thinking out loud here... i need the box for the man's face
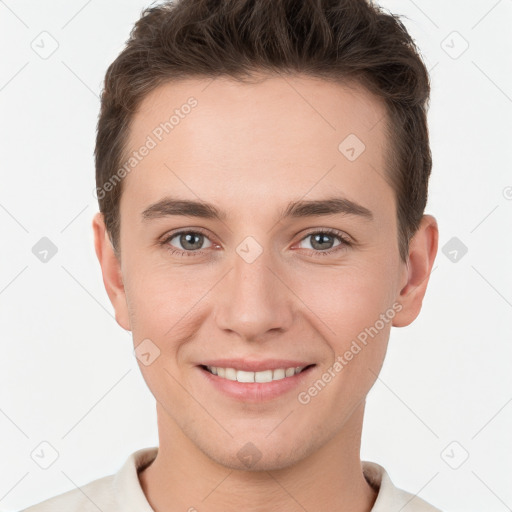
[112,75,411,469]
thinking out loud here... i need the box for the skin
[92,73,438,512]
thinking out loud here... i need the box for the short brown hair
[95,0,432,263]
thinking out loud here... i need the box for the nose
[214,243,294,342]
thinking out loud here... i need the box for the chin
[196,432,315,472]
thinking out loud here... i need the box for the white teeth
[255,370,273,383]
[273,368,285,380]
[236,370,255,383]
[225,368,237,381]
[205,365,306,383]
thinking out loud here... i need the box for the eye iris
[180,232,203,250]
[311,233,335,250]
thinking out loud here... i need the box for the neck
[139,401,378,512]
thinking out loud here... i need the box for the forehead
[120,74,393,225]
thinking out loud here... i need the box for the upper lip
[199,359,315,372]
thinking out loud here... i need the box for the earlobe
[92,212,132,331]
[392,215,439,328]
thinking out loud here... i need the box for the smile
[202,365,313,383]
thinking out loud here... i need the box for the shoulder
[19,446,158,512]
[19,474,116,512]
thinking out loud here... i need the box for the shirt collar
[113,446,158,511]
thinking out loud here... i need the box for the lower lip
[197,365,316,402]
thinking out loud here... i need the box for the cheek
[294,268,394,412]
[123,255,212,333]
[293,261,397,341]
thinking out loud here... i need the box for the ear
[92,211,131,331]
[392,214,439,328]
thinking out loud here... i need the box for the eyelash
[159,227,352,258]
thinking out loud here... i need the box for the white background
[1,1,511,511]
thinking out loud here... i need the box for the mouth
[199,364,316,383]
[197,362,317,402]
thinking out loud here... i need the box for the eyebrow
[141,195,374,223]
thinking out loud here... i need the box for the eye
[296,228,352,256]
[160,229,214,257]
[159,227,352,258]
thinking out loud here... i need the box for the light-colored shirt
[20,446,442,511]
